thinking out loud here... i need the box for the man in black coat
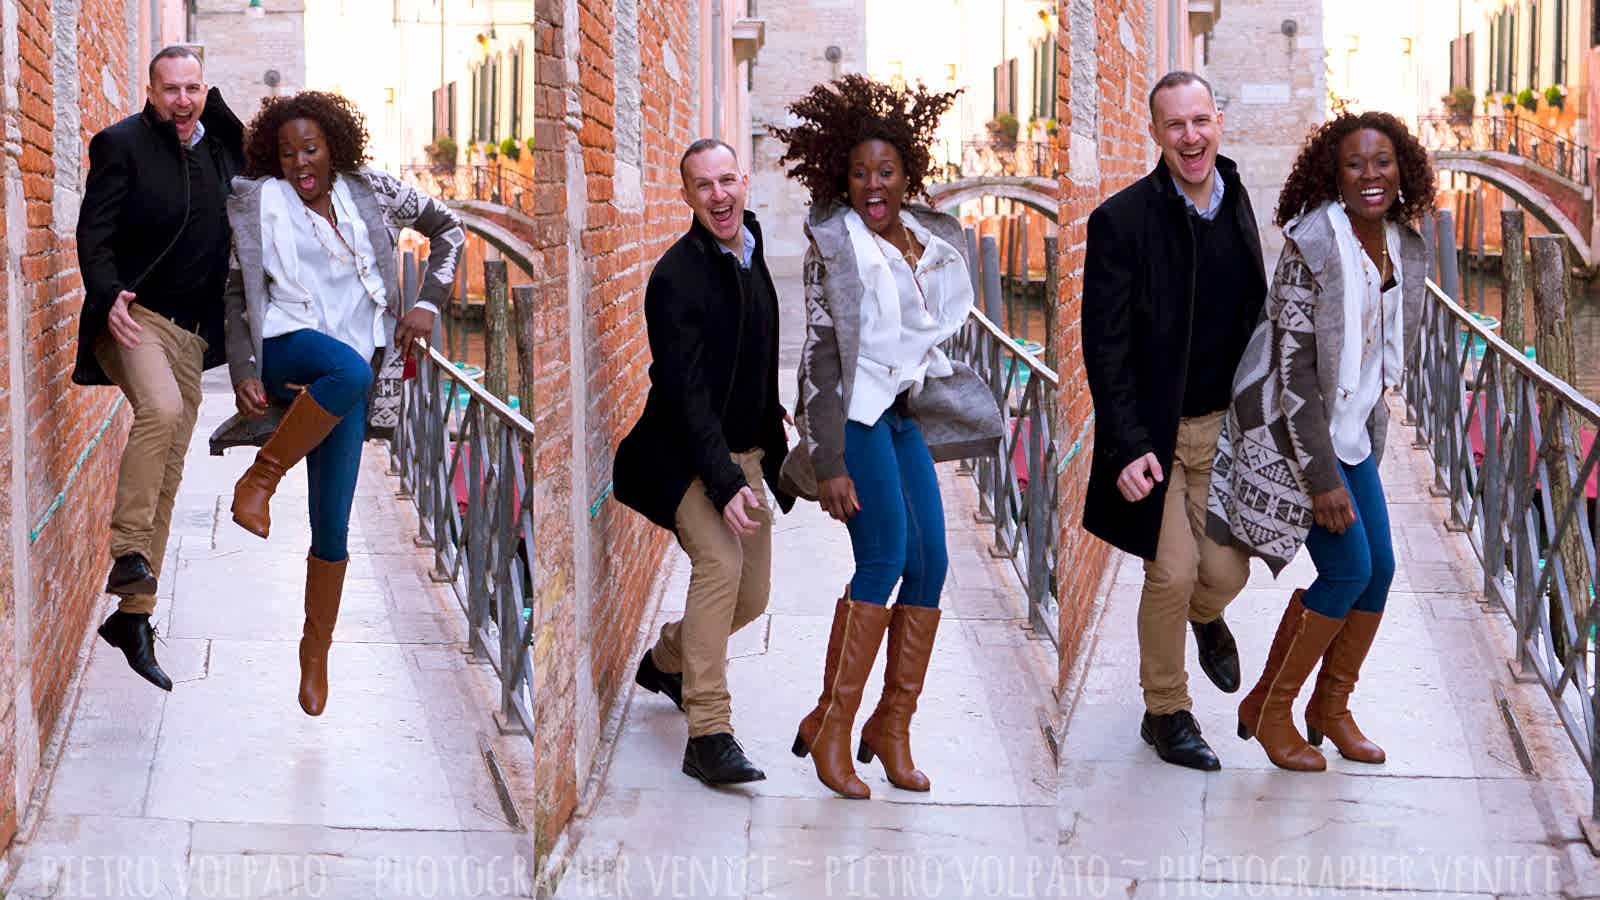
[614,138,794,786]
[1082,72,1267,771]
[74,46,244,691]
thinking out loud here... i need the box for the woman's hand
[818,475,860,522]
[394,307,437,361]
[234,378,270,419]
[1312,486,1356,535]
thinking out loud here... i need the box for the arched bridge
[1418,116,1596,268]
[927,175,1059,223]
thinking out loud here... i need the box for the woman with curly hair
[1207,111,1436,771]
[774,75,1000,799]
[215,90,464,715]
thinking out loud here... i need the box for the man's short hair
[1147,71,1215,121]
[679,138,739,180]
[149,45,203,83]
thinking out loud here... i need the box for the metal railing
[953,139,1058,179]
[1404,275,1600,822]
[1419,114,1592,187]
[387,253,538,737]
[948,308,1061,647]
[399,163,537,217]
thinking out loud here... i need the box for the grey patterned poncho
[1205,203,1427,574]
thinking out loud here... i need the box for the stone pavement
[1058,400,1600,899]
[2,368,539,899]
[547,471,1059,900]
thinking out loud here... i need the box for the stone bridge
[1419,116,1596,268]
[927,175,1060,223]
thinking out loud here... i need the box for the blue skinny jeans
[260,328,372,563]
[842,409,948,607]
[1301,454,1395,618]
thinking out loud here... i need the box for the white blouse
[260,175,388,361]
[844,209,974,425]
[1326,202,1404,465]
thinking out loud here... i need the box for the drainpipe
[711,0,723,140]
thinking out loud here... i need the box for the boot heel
[1306,724,1323,746]
[857,739,875,764]
[791,733,809,758]
[1237,721,1251,740]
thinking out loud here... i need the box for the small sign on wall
[1240,83,1292,105]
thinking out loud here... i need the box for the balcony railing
[1418,114,1592,187]
[387,251,537,736]
[948,308,1060,647]
[952,139,1058,179]
[399,163,537,217]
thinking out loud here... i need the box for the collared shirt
[186,120,206,149]
[260,174,390,360]
[716,225,756,269]
[1172,169,1226,221]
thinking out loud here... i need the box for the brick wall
[191,0,306,119]
[1053,0,1152,690]
[1205,0,1326,267]
[745,0,867,274]
[0,0,141,856]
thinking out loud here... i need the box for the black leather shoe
[682,733,766,785]
[1191,616,1241,693]
[1141,710,1220,771]
[635,650,684,711]
[105,554,157,597]
[97,611,173,691]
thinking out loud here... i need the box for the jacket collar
[1150,153,1244,207]
[687,209,765,263]
[139,87,243,152]
[1285,201,1427,281]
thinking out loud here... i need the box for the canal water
[1455,274,1600,403]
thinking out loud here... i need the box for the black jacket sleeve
[76,129,131,318]
[1082,205,1153,472]
[1081,203,1158,470]
[644,266,747,512]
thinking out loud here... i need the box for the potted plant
[1545,84,1567,112]
[1442,86,1475,123]
[986,113,1020,150]
[499,137,521,162]
[1500,91,1518,113]
[484,141,499,161]
[424,138,457,174]
[1517,87,1539,113]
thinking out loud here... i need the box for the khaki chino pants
[1138,410,1251,715]
[94,305,206,615]
[651,450,772,738]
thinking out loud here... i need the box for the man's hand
[234,378,270,419]
[394,307,436,361]
[1116,453,1164,502]
[1312,486,1357,535]
[722,486,766,536]
[818,475,860,522]
[107,291,142,349]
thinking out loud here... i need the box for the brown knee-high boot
[299,554,347,716]
[858,604,940,791]
[792,588,891,799]
[1305,608,1386,763]
[231,391,342,538]
[1236,590,1343,772]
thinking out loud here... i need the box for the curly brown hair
[242,90,371,179]
[1274,111,1435,228]
[772,75,959,208]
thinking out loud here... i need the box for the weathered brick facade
[190,0,306,119]
[1,0,146,856]
[1053,0,1154,689]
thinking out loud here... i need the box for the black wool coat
[72,88,245,386]
[1080,155,1267,560]
[613,211,795,531]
